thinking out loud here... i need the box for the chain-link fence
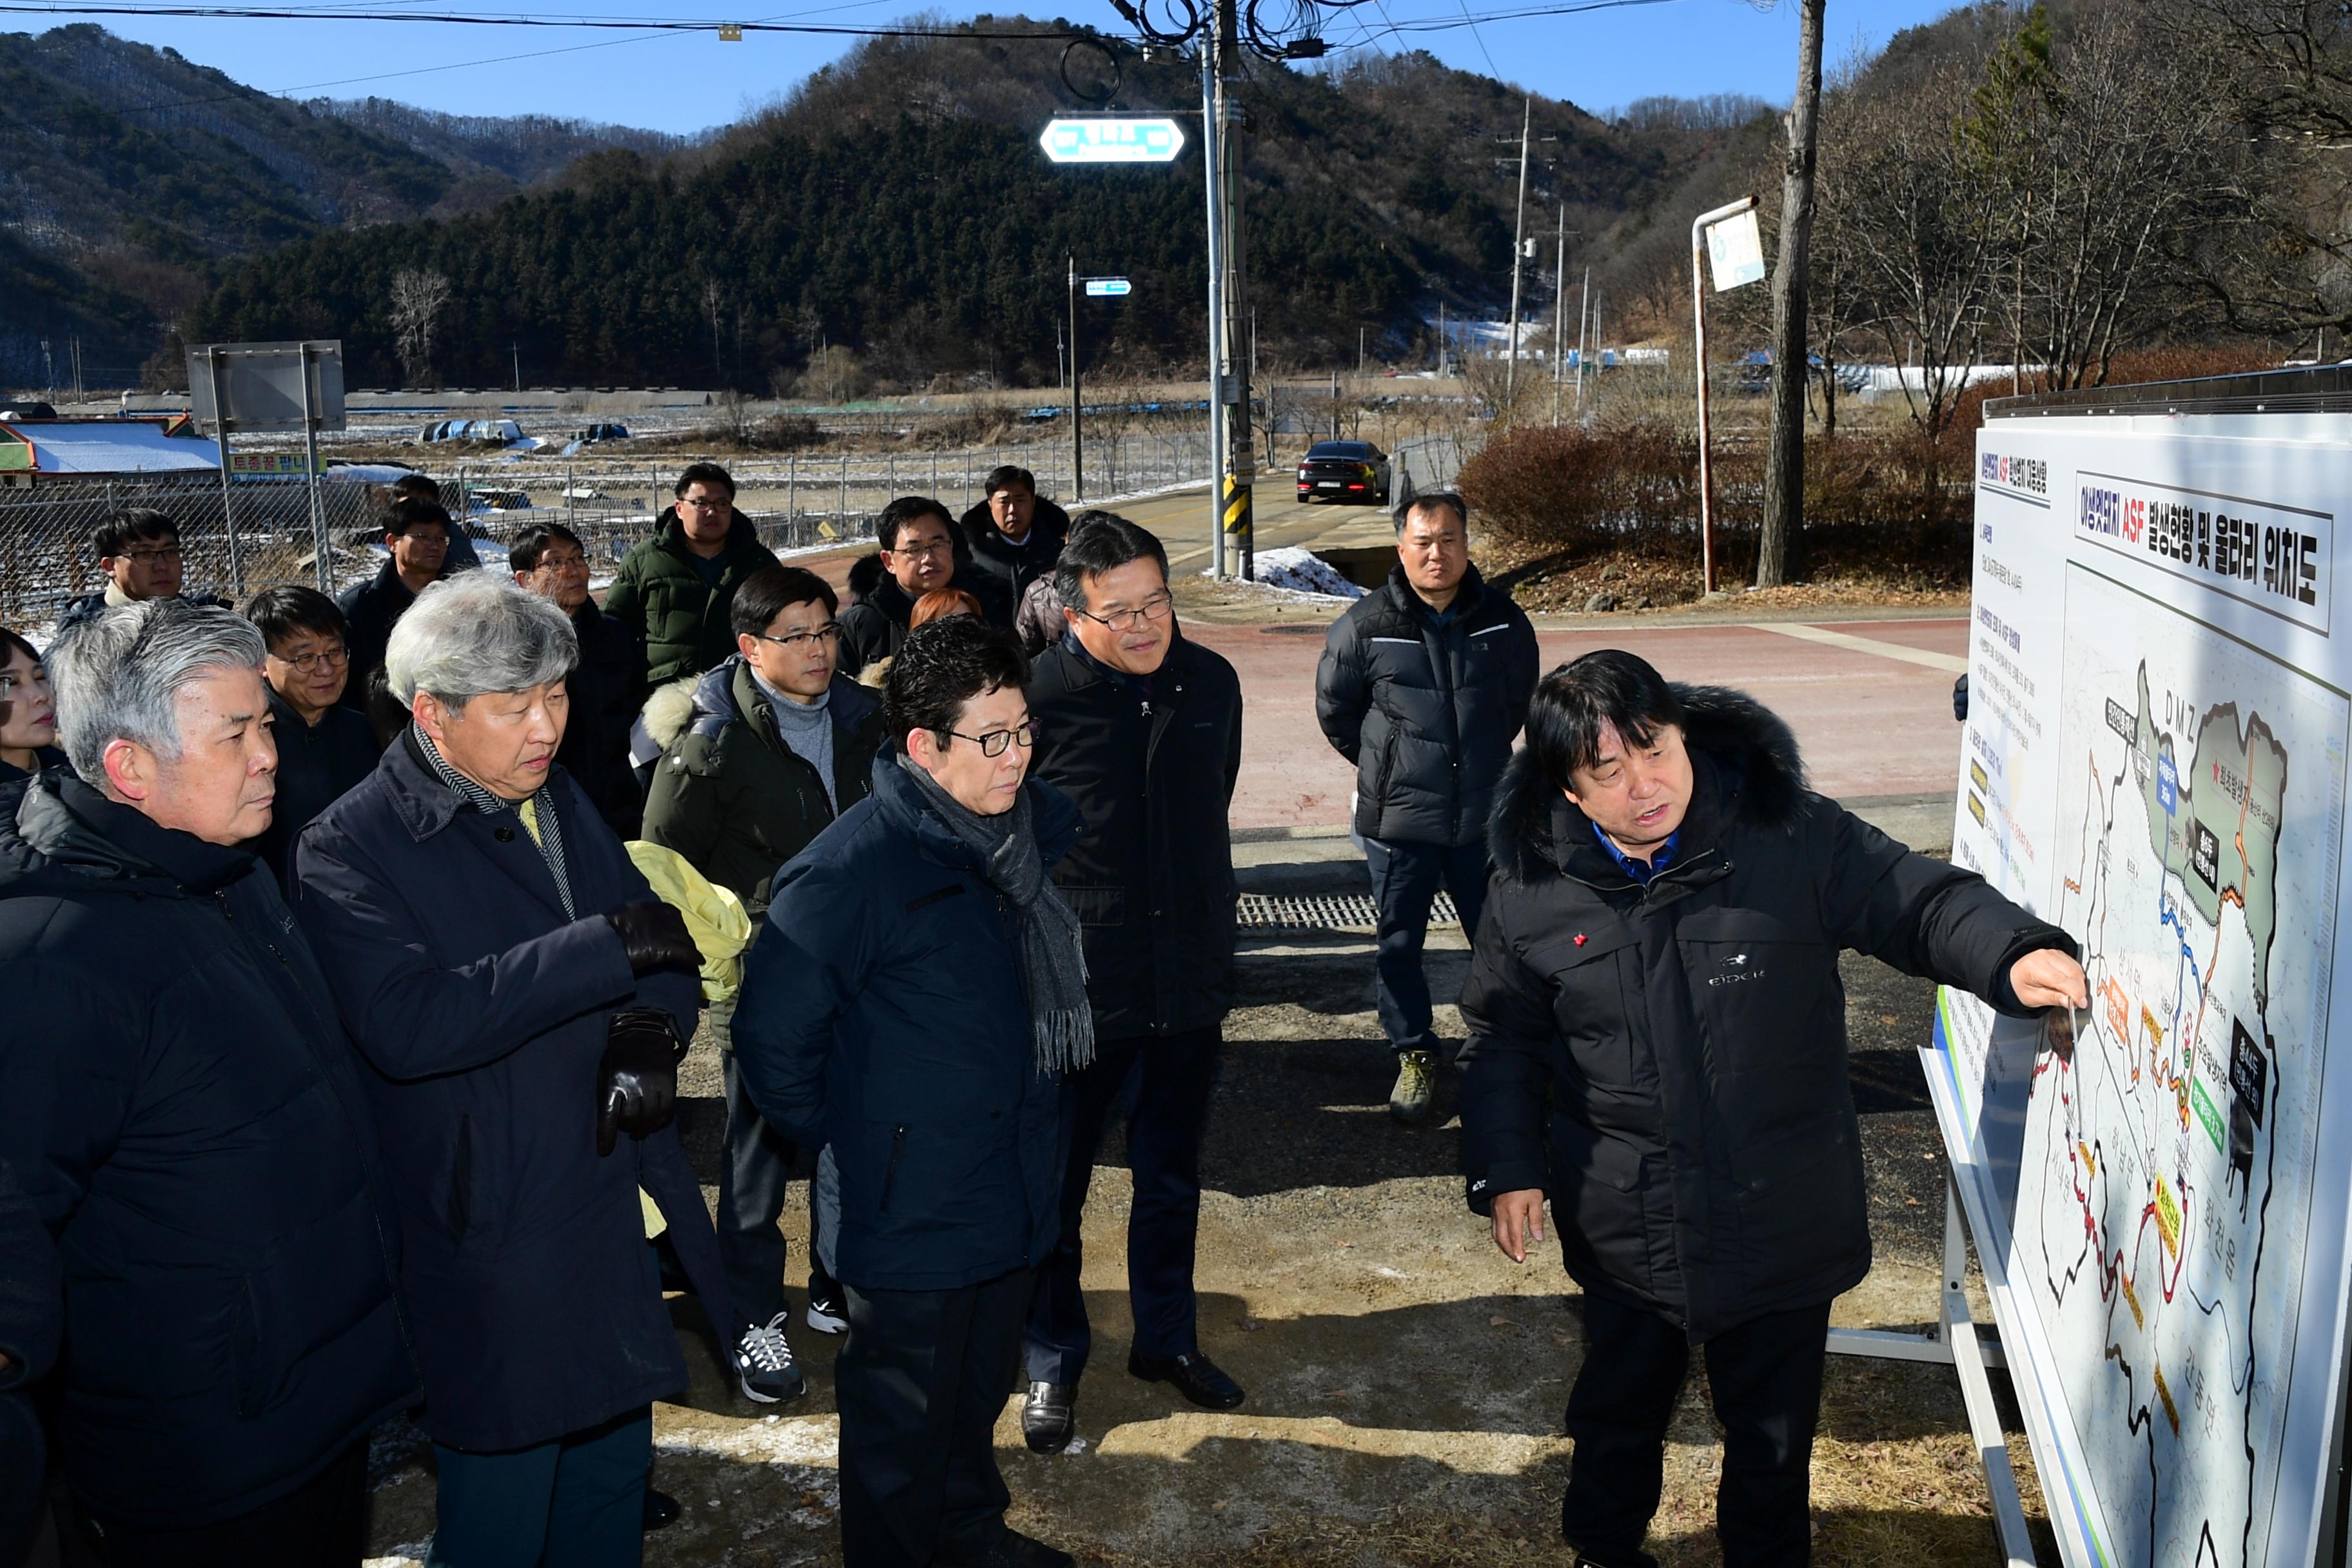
[1391,432,1481,505]
[0,431,1215,640]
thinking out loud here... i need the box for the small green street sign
[1039,118,1186,164]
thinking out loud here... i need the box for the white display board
[1931,391,2352,1568]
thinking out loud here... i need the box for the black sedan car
[1296,440,1391,504]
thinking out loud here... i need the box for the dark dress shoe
[995,1529,1077,1568]
[950,1527,1079,1568]
[642,1486,681,1531]
[1127,1349,1246,1410]
[1023,1380,1077,1453]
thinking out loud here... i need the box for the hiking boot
[735,1312,807,1404]
[1389,1048,1436,1124]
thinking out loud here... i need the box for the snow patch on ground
[1200,546,1366,601]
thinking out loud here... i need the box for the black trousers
[1562,1293,1832,1568]
[1022,1026,1219,1386]
[716,1030,834,1338]
[1364,838,1488,1056]
[836,1267,1032,1568]
[77,1440,368,1568]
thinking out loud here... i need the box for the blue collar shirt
[1594,821,1679,885]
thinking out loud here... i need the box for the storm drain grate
[1236,892,1460,932]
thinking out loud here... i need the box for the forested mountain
[0,24,683,385]
[320,100,689,215]
[181,26,1771,391]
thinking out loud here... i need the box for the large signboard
[1934,400,2352,1567]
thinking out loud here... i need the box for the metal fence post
[839,454,848,525]
[787,455,797,533]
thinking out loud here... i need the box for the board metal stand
[1825,1180,2038,1567]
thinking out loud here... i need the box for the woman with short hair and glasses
[243,585,379,881]
[639,564,885,1392]
[0,629,63,785]
[733,614,1084,1568]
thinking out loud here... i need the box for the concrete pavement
[1197,614,1969,831]
[783,479,1969,834]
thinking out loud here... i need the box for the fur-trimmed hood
[638,672,706,756]
[1488,683,1807,883]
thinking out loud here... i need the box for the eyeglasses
[535,553,589,573]
[890,538,955,560]
[273,643,349,673]
[750,625,840,651]
[1070,593,1173,631]
[120,546,182,564]
[943,721,1037,758]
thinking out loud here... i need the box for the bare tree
[1818,64,2003,504]
[387,268,451,390]
[1756,0,1826,589]
[2156,0,2352,339]
[1964,7,2233,389]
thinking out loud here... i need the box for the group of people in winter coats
[0,455,2092,1568]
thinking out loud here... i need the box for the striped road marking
[1743,620,1968,674]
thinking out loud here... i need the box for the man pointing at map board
[1458,651,2087,1568]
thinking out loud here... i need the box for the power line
[1,0,1683,34]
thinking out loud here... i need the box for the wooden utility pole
[1504,97,1531,407]
[1756,0,1825,589]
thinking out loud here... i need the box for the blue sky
[46,0,1971,134]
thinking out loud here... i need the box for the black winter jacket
[958,498,1071,606]
[1,1155,59,1558]
[558,602,647,839]
[1315,564,1540,846]
[839,571,1014,677]
[640,660,884,919]
[251,689,379,883]
[1026,633,1242,1038]
[337,558,447,714]
[732,756,1079,1291]
[0,777,415,1525]
[290,738,721,1450]
[1457,688,2073,1342]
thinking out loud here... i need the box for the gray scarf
[896,753,1094,1075]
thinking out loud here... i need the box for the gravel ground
[362,861,2053,1568]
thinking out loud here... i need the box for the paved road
[785,482,1968,832]
[1200,613,1968,830]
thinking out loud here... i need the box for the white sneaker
[735,1313,806,1404]
[805,1286,848,1337]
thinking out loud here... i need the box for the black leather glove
[603,899,699,977]
[596,1008,686,1157]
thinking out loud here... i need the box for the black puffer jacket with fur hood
[1456,685,2071,1341]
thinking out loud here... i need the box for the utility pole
[1068,251,1084,503]
[1200,38,1229,576]
[1551,206,1567,426]
[1504,97,1531,409]
[1573,266,1590,416]
[511,342,522,394]
[1207,0,1253,579]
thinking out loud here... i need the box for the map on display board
[1932,391,2352,1568]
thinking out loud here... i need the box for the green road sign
[1039,117,1186,165]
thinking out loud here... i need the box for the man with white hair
[0,598,416,1562]
[289,571,727,1567]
